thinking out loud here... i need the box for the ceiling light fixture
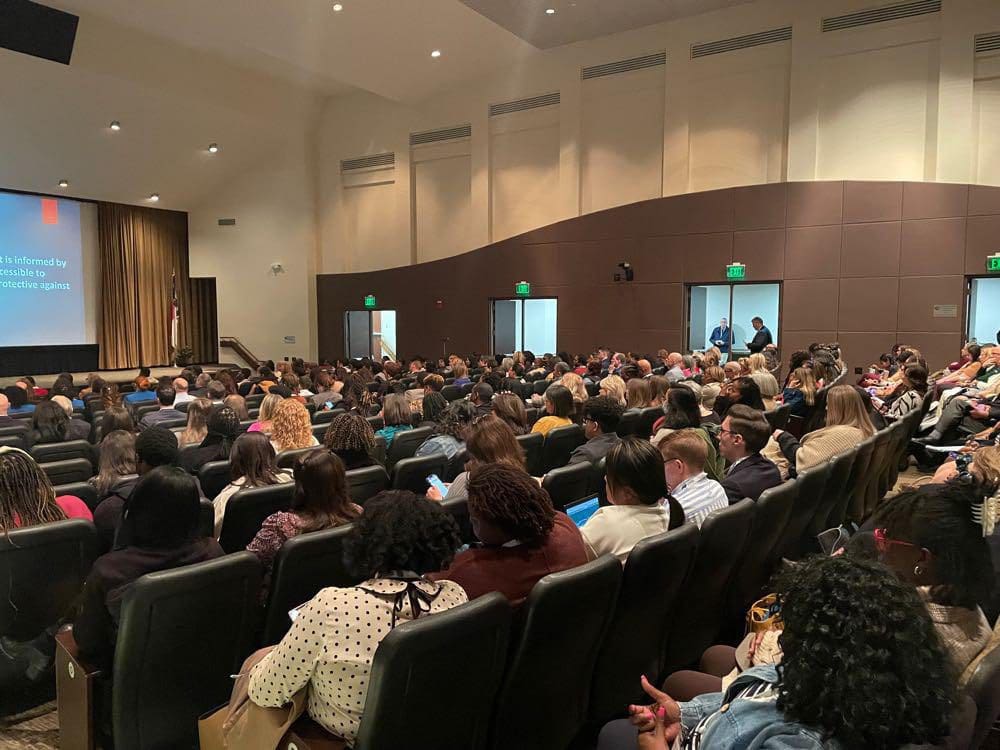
[430,49,441,58]
[110,120,121,131]
[332,2,343,10]
[545,7,555,14]
[208,143,219,153]
[149,193,160,202]
[58,179,69,188]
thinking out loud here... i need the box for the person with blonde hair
[750,369,781,411]
[747,352,768,374]
[177,398,212,448]
[248,393,283,435]
[560,372,588,404]
[269,399,319,454]
[625,378,652,411]
[764,385,875,478]
[599,374,627,406]
[781,366,817,418]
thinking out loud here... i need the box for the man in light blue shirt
[659,429,727,527]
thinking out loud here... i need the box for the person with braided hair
[181,405,242,473]
[322,412,379,469]
[430,463,587,604]
[0,446,91,529]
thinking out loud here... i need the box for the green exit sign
[515,281,531,296]
[726,263,746,280]
[364,294,377,309]
[988,255,1000,273]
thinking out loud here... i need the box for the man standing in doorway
[709,317,731,356]
[746,317,773,354]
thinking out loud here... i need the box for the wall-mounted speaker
[0,0,79,65]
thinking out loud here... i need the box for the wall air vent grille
[691,27,791,58]
[217,218,236,226]
[821,0,941,33]
[489,92,560,117]
[340,152,395,172]
[410,124,472,146]
[976,32,1000,55]
[581,52,666,79]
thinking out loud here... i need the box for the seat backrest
[441,496,476,544]
[441,385,463,402]
[311,409,337,425]
[588,456,608,500]
[0,423,30,441]
[540,461,593,512]
[30,439,93,466]
[197,459,232,500]
[311,423,329,442]
[845,436,876,525]
[0,434,26,450]
[533,379,549,395]
[812,449,856,534]
[0,519,97,640]
[244,393,265,409]
[443,448,469,482]
[53,481,101,511]
[197,498,214,539]
[39,457,94,484]
[541,424,585,473]
[515,432,544,476]
[276,445,324,469]
[863,428,895,518]
[366,415,385,431]
[636,407,662,440]
[589,525,699,722]
[662,499,754,675]
[525,407,540,428]
[372,435,387,465]
[778,463,831,560]
[771,403,791,430]
[355,594,511,750]
[386,426,434,467]
[391,454,447,495]
[218,482,296,553]
[262,523,362,644]
[491,555,622,750]
[346,465,390,505]
[615,409,642,438]
[964,643,1000,748]
[585,382,600,398]
[112,553,262,750]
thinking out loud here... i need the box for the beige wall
[315,0,1000,279]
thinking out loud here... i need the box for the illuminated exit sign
[988,254,1000,273]
[515,281,531,296]
[364,294,377,309]
[726,263,746,280]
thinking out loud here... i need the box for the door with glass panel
[967,277,1000,345]
[686,283,780,357]
[491,298,558,355]
[344,310,397,360]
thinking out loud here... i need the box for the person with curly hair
[269,398,319,454]
[323,412,378,469]
[0,446,91,529]
[248,491,466,745]
[599,555,956,750]
[431,463,586,604]
[415,400,477,459]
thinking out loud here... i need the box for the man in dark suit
[569,396,623,466]
[746,317,773,354]
[709,317,731,355]
[718,404,781,503]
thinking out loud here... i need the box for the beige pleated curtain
[97,202,217,369]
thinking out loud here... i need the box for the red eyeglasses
[873,528,920,554]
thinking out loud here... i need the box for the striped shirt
[669,472,728,528]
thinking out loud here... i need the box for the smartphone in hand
[426,474,448,497]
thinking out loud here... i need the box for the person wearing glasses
[568,396,624,466]
[717,405,781,503]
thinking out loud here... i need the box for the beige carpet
[0,702,59,750]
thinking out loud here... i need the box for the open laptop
[565,495,601,528]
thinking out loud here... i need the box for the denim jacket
[679,665,839,750]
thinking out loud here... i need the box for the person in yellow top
[531,384,575,437]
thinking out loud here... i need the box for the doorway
[967,277,1000,345]
[491,298,558,355]
[687,283,780,355]
[344,310,397,360]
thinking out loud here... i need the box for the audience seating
[56,553,262,750]
[515,432,544,476]
[345,465,390,505]
[845,435,876,525]
[862,429,894,520]
[636,407,662,440]
[532,380,549,395]
[197,499,214,539]
[11,411,33,421]
[385,426,433,468]
[238,419,254,434]
[372,436,387,466]
[132,404,159,422]
[588,457,608,505]
[31,440,94,467]
[262,523,362,645]
[277,445,323,469]
[490,555,621,750]
[366,416,385,431]
[197,460,231,501]
[311,409,338,425]
[965,645,1000,748]
[662,500,754,675]
[311,423,329,442]
[585,383,600,398]
[391,454,447,495]
[525,407,540,429]
[441,385,463,402]
[443,448,469,482]
[218,483,296,553]
[40,458,94,485]
[0,424,29,448]
[0,434,26,450]
[540,462,592,512]
[615,409,641,438]
[809,449,856,539]
[764,403,791,431]
[540,424,585,473]
[588,525,699,724]
[779,463,830,560]
[54,482,101,512]
[174,401,190,414]
[244,394,264,409]
[441,496,476,545]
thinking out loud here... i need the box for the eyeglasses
[873,528,921,555]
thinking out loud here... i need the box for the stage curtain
[98,203,213,369]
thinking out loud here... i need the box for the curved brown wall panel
[317,181,1000,369]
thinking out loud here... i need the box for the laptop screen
[566,496,601,527]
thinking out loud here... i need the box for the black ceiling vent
[691,27,791,58]
[822,0,941,33]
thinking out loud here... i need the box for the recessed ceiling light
[149,193,160,202]
[545,7,555,14]
[332,2,343,10]
[110,120,121,131]
[208,143,219,153]
[58,179,69,188]
[430,49,441,58]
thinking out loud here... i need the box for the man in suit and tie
[718,404,782,503]
[746,317,773,354]
[709,317,731,355]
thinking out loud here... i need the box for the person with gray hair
[50,395,93,441]
[172,377,194,406]
[206,380,227,403]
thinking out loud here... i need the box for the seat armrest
[55,629,102,750]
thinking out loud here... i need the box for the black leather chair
[441,496,476,545]
[443,448,469,482]
[0,519,97,643]
[964,644,1000,748]
[132,404,160,422]
[811,449,856,535]
[346,465,390,505]
[845,435,876,525]
[40,458,94,484]
[244,393,265,409]
[525,407,540,429]
[541,462,592,512]
[0,434,26,450]
[588,456,608,504]
[516,432,544,476]
[589,525,699,723]
[237,419,254,434]
[31,439,94,467]
[386,427,434,468]
[373,435,387,466]
[636,407,662,440]
[863,428,894,519]
[218,483,296,553]
[391,454,447,495]
[764,404,791,431]
[491,555,622,750]
[366,416,385,431]
[262,523,362,644]
[276,445,324,469]
[0,424,29,450]
[541,424,585,473]
[174,400,190,414]
[441,385,463,402]
[0,423,30,440]
[533,380,549,395]
[585,382,600,398]
[311,409,338,425]
[107,553,261,749]
[879,419,910,498]
[53,482,101,512]
[197,498,214,539]
[311,423,330,442]
[662,499,754,675]
[615,409,642,438]
[779,463,831,560]
[197,459,231,501]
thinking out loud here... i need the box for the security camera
[270,262,285,275]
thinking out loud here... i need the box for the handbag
[198,647,308,750]
[746,593,782,634]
